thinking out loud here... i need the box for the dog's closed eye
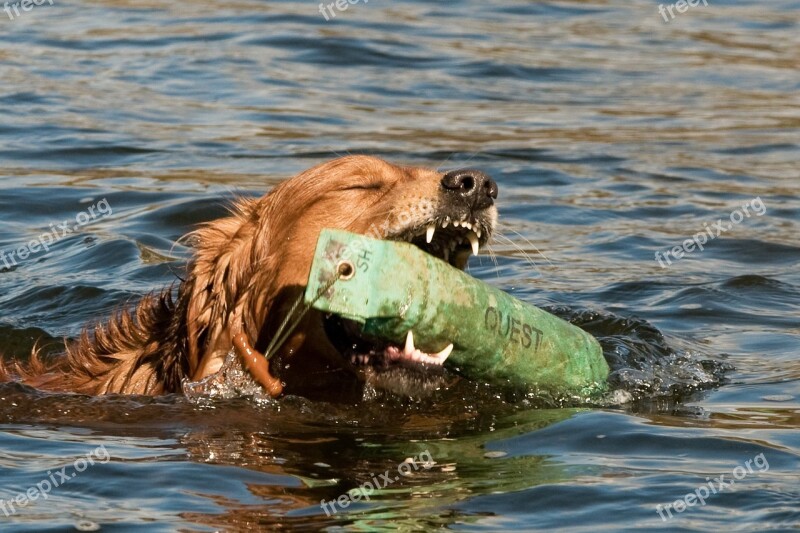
[341,182,384,191]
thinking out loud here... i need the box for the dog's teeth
[475,227,482,239]
[425,224,435,244]
[468,231,479,256]
[453,220,460,228]
[433,343,454,363]
[404,330,415,354]
[442,217,449,228]
[464,221,472,230]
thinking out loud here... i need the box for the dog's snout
[441,169,498,209]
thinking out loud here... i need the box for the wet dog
[0,156,498,401]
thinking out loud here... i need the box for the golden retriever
[0,156,498,401]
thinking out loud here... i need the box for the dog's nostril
[441,169,498,209]
[442,170,475,192]
[483,177,499,200]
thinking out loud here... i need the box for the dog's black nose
[441,169,498,210]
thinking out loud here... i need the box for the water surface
[1,0,798,531]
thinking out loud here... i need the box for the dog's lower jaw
[269,338,366,402]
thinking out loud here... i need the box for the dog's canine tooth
[433,343,454,363]
[426,224,436,244]
[404,330,415,354]
[467,231,479,256]
[475,226,482,239]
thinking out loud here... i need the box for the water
[1,0,798,530]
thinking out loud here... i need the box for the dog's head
[186,156,498,400]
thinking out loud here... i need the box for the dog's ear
[183,198,264,377]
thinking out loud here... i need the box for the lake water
[1,0,798,531]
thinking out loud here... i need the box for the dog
[0,156,498,401]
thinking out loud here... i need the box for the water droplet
[484,451,507,459]
[762,394,794,402]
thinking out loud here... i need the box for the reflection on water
[1,0,798,530]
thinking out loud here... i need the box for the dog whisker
[497,223,554,269]
[492,232,545,276]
